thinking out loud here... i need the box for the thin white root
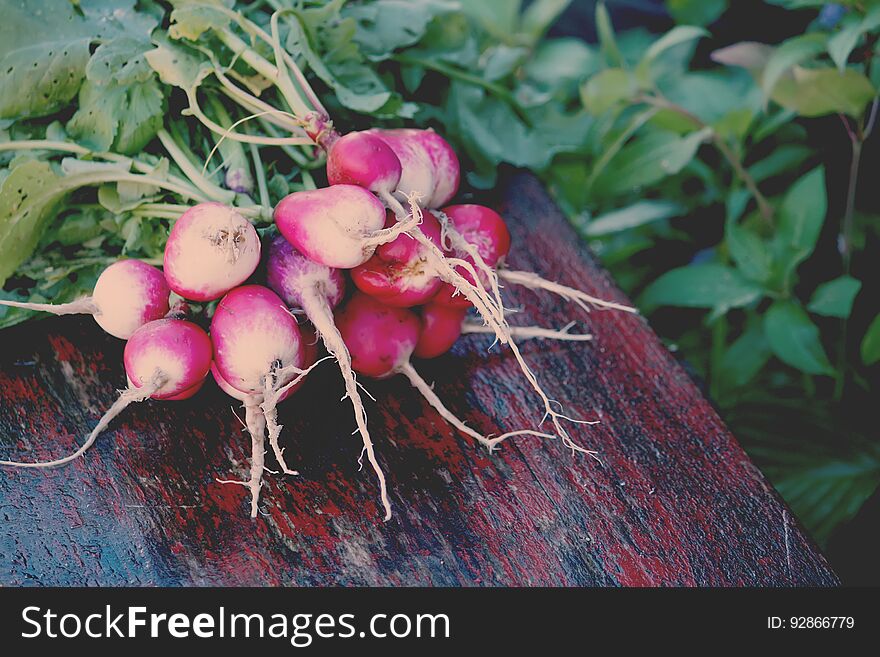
[366,191,425,250]
[0,297,99,317]
[462,320,593,342]
[497,269,637,314]
[301,292,392,521]
[260,356,333,475]
[399,362,555,453]
[380,197,601,461]
[0,372,165,468]
[244,399,267,518]
[506,338,600,460]
[434,209,506,320]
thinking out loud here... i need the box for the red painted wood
[0,173,836,586]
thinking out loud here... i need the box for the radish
[0,259,170,339]
[164,202,261,302]
[266,236,392,519]
[350,210,445,307]
[414,303,467,359]
[335,293,551,453]
[365,128,460,208]
[273,185,420,270]
[326,131,402,194]
[0,318,212,469]
[210,284,306,516]
[212,329,324,519]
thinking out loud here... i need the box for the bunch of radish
[2,118,635,519]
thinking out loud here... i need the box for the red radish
[366,128,460,208]
[267,238,392,519]
[326,131,402,194]
[0,259,170,339]
[335,293,422,380]
[336,293,553,452]
[414,303,467,359]
[210,284,305,515]
[432,204,509,311]
[274,185,419,270]
[164,202,261,302]
[0,318,212,469]
[350,211,445,307]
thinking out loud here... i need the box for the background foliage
[0,0,877,576]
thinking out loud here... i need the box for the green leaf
[807,276,861,318]
[86,36,154,86]
[726,215,772,284]
[748,144,812,182]
[761,33,828,99]
[521,0,571,41]
[667,0,727,27]
[168,4,230,41]
[764,301,834,375]
[719,319,772,391]
[639,25,708,74]
[580,68,637,114]
[0,159,64,284]
[591,128,711,197]
[344,0,458,61]
[771,167,826,288]
[860,314,880,365]
[595,2,623,66]
[827,5,880,71]
[460,0,521,40]
[771,67,875,118]
[67,78,165,155]
[525,38,601,96]
[0,0,157,120]
[585,200,684,236]
[449,83,591,171]
[641,263,763,313]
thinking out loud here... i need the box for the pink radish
[366,128,460,208]
[336,293,552,452]
[212,324,322,519]
[274,185,419,270]
[164,203,261,302]
[326,131,402,194]
[0,318,212,469]
[211,285,304,395]
[350,211,445,307]
[0,259,170,339]
[210,284,306,516]
[266,237,392,519]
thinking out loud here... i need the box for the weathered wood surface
[0,173,837,586]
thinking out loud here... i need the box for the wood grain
[0,173,837,586]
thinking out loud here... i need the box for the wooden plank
[0,173,837,586]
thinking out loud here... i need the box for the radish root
[261,355,333,475]
[498,268,637,314]
[217,397,266,519]
[0,372,165,468]
[300,292,392,521]
[399,362,554,453]
[462,320,593,342]
[0,297,99,317]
